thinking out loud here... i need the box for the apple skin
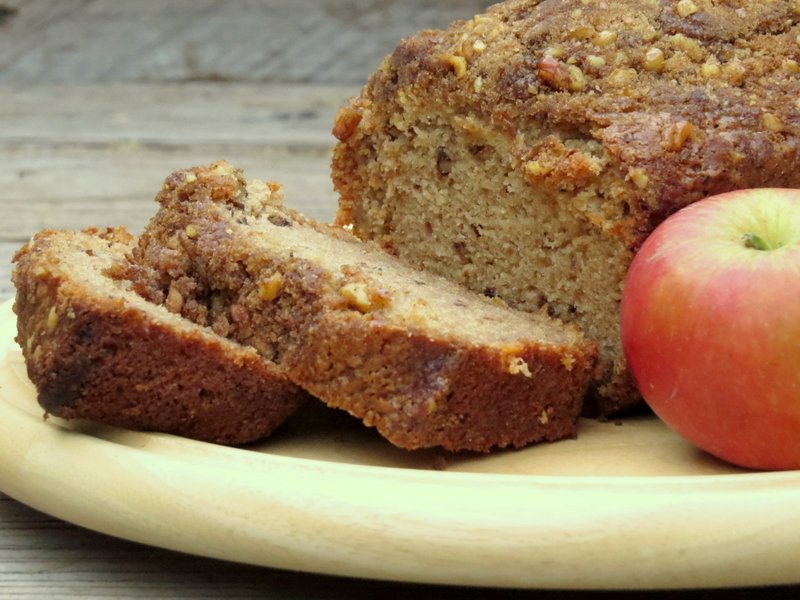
[621,188,800,471]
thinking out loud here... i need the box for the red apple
[621,188,800,471]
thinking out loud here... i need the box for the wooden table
[1,2,798,597]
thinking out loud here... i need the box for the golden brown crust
[128,161,598,452]
[343,0,800,230]
[12,227,307,444]
[330,0,800,415]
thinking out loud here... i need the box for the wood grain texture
[9,492,764,600]
[0,494,541,600]
[0,0,491,84]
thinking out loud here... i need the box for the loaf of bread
[331,0,800,415]
[125,161,598,452]
[12,227,307,444]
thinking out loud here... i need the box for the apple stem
[742,232,771,251]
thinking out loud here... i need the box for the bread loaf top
[336,0,800,249]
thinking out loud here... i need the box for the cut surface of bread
[127,161,598,452]
[331,0,800,415]
[12,227,307,444]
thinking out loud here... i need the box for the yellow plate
[1,298,799,590]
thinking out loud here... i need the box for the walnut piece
[537,56,586,91]
[643,47,665,72]
[444,54,468,78]
[594,30,618,46]
[258,273,284,301]
[676,0,699,17]
[332,106,362,142]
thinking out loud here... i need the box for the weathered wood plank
[0,494,502,600]
[0,0,491,84]
[0,142,338,227]
[1,242,22,300]
[0,83,356,146]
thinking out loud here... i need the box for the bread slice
[126,161,598,452]
[330,0,800,415]
[12,227,307,444]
